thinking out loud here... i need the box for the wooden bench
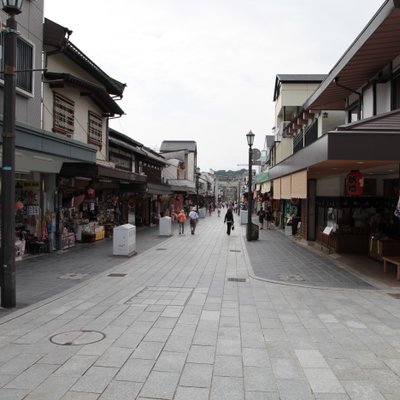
[383,256,400,280]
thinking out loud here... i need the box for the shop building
[42,18,131,250]
[1,2,99,257]
[268,0,400,258]
[160,140,198,213]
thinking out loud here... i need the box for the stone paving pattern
[1,213,400,399]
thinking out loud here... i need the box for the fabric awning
[261,181,271,193]
[281,176,291,199]
[147,182,172,195]
[273,179,281,199]
[291,170,307,199]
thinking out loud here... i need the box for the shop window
[392,73,400,110]
[347,101,359,123]
[88,111,103,148]
[53,93,75,136]
[0,33,33,93]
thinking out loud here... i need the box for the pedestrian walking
[257,207,266,230]
[177,209,186,235]
[224,206,234,235]
[188,207,199,234]
[266,205,273,229]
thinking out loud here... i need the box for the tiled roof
[160,140,197,152]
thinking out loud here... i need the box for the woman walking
[177,209,186,235]
[224,206,234,235]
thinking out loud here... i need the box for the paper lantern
[345,170,364,196]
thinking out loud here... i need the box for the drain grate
[388,293,400,299]
[156,248,167,251]
[230,250,241,253]
[107,273,127,277]
[227,277,247,282]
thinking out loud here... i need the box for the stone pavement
[1,213,400,399]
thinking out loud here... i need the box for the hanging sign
[345,170,364,196]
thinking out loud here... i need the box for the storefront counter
[317,228,369,254]
[335,233,369,254]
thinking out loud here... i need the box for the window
[16,38,33,92]
[347,102,359,123]
[53,93,75,136]
[88,111,103,147]
[0,33,33,93]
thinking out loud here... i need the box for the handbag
[231,224,234,230]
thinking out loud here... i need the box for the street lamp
[1,0,24,308]
[195,167,200,212]
[246,130,255,241]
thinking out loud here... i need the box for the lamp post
[195,167,200,212]
[246,130,255,241]
[1,0,23,308]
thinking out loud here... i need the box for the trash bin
[247,222,259,241]
[250,222,259,240]
[113,224,136,256]
[159,216,172,236]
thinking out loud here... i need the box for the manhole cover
[50,330,106,346]
[58,272,88,280]
[108,273,127,277]
[227,277,247,282]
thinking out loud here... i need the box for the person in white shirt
[188,208,199,235]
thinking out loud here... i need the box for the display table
[369,237,400,261]
[383,256,400,280]
[82,227,105,242]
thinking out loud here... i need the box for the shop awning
[60,162,147,183]
[260,181,271,193]
[147,182,172,195]
[291,170,307,199]
[281,175,291,199]
[273,179,281,199]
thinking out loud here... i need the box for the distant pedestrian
[188,208,199,234]
[224,206,234,235]
[177,209,186,235]
[266,206,273,229]
[257,207,266,230]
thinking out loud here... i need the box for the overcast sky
[45,0,381,172]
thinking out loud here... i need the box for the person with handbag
[224,206,234,235]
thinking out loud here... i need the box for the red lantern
[345,170,364,196]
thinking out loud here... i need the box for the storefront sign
[345,170,364,196]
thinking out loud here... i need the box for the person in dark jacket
[224,207,234,235]
[257,207,266,230]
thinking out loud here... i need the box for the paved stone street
[1,213,400,399]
